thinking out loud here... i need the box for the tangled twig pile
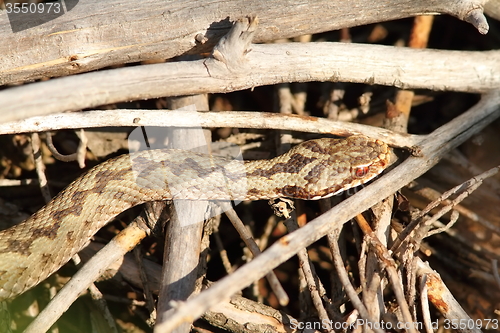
[1,1,500,333]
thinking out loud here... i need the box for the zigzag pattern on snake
[0,135,393,300]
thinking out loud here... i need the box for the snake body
[0,135,392,300]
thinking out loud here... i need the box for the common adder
[0,135,393,300]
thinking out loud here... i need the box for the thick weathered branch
[1,43,499,124]
[0,0,489,85]
[485,0,500,20]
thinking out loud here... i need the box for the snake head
[277,135,395,200]
[326,135,395,197]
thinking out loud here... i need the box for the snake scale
[0,135,392,300]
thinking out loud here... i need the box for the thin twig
[87,285,119,333]
[45,132,79,162]
[355,214,416,333]
[284,217,331,329]
[407,184,500,236]
[0,110,420,148]
[327,230,385,333]
[212,228,234,274]
[392,165,500,253]
[133,247,156,325]
[221,203,289,307]
[416,259,482,333]
[30,133,51,202]
[45,129,88,168]
[424,209,460,237]
[419,274,433,333]
[491,260,500,290]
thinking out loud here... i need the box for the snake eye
[354,166,370,178]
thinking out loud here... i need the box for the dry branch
[23,220,149,333]
[155,97,210,332]
[416,259,483,333]
[1,42,499,124]
[328,230,384,333]
[0,0,489,85]
[0,110,420,148]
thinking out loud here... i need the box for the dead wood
[1,2,500,333]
